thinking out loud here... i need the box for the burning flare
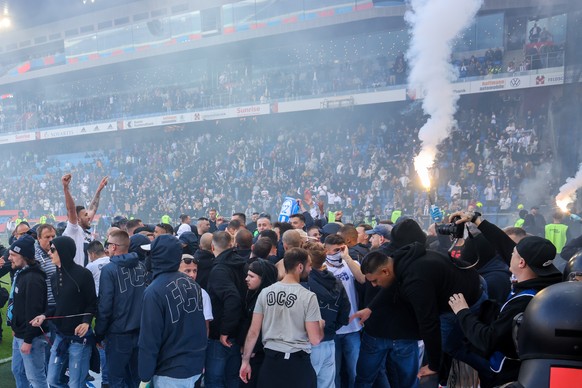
[555,162,582,213]
[406,0,482,194]
[414,149,435,189]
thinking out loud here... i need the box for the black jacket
[561,233,582,261]
[303,268,350,341]
[379,243,482,371]
[457,274,561,383]
[207,248,247,340]
[349,244,369,263]
[193,249,214,290]
[461,233,511,303]
[362,282,419,341]
[50,236,97,336]
[239,259,278,353]
[12,263,48,343]
[477,220,515,265]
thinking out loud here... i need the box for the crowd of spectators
[0,41,564,134]
[0,92,550,227]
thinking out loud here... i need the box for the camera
[436,216,465,239]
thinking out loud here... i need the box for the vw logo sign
[510,78,521,87]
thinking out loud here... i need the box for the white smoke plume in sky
[556,162,582,212]
[518,162,552,209]
[405,0,483,188]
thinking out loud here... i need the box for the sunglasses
[107,242,126,249]
[182,257,198,265]
[49,247,57,253]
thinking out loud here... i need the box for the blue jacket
[478,256,511,303]
[95,252,146,338]
[303,268,350,341]
[138,235,206,381]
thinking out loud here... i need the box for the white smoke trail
[556,163,582,212]
[406,0,483,188]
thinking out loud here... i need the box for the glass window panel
[132,18,172,46]
[169,11,201,37]
[64,34,99,56]
[476,13,503,50]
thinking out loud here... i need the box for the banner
[278,197,299,223]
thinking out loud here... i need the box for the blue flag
[278,197,299,222]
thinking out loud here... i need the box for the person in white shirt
[61,173,108,267]
[86,240,110,295]
[324,234,366,388]
[179,254,213,334]
[448,180,462,200]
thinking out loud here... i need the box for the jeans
[47,333,92,388]
[13,336,48,388]
[310,340,336,388]
[334,331,360,388]
[12,337,29,388]
[153,374,201,388]
[204,339,241,388]
[355,332,419,388]
[99,342,108,385]
[106,333,140,388]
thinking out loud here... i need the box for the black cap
[516,236,560,277]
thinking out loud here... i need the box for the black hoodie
[207,247,248,340]
[138,235,206,381]
[303,268,350,341]
[462,234,512,303]
[239,259,278,353]
[390,243,482,371]
[194,248,215,290]
[12,263,48,343]
[390,218,427,249]
[50,236,97,336]
[361,282,419,341]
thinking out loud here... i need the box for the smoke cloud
[519,162,553,209]
[556,162,582,211]
[405,0,483,187]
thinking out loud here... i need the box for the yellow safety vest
[391,210,402,224]
[327,211,336,223]
[545,223,568,254]
[514,219,524,228]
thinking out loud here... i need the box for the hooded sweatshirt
[12,262,48,343]
[129,234,151,261]
[361,282,419,341]
[207,247,247,340]
[50,236,97,336]
[303,268,350,341]
[193,249,214,290]
[390,218,427,249]
[239,259,278,353]
[95,252,147,338]
[138,235,206,381]
[461,234,511,303]
[390,243,482,372]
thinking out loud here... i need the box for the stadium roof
[8,0,140,29]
